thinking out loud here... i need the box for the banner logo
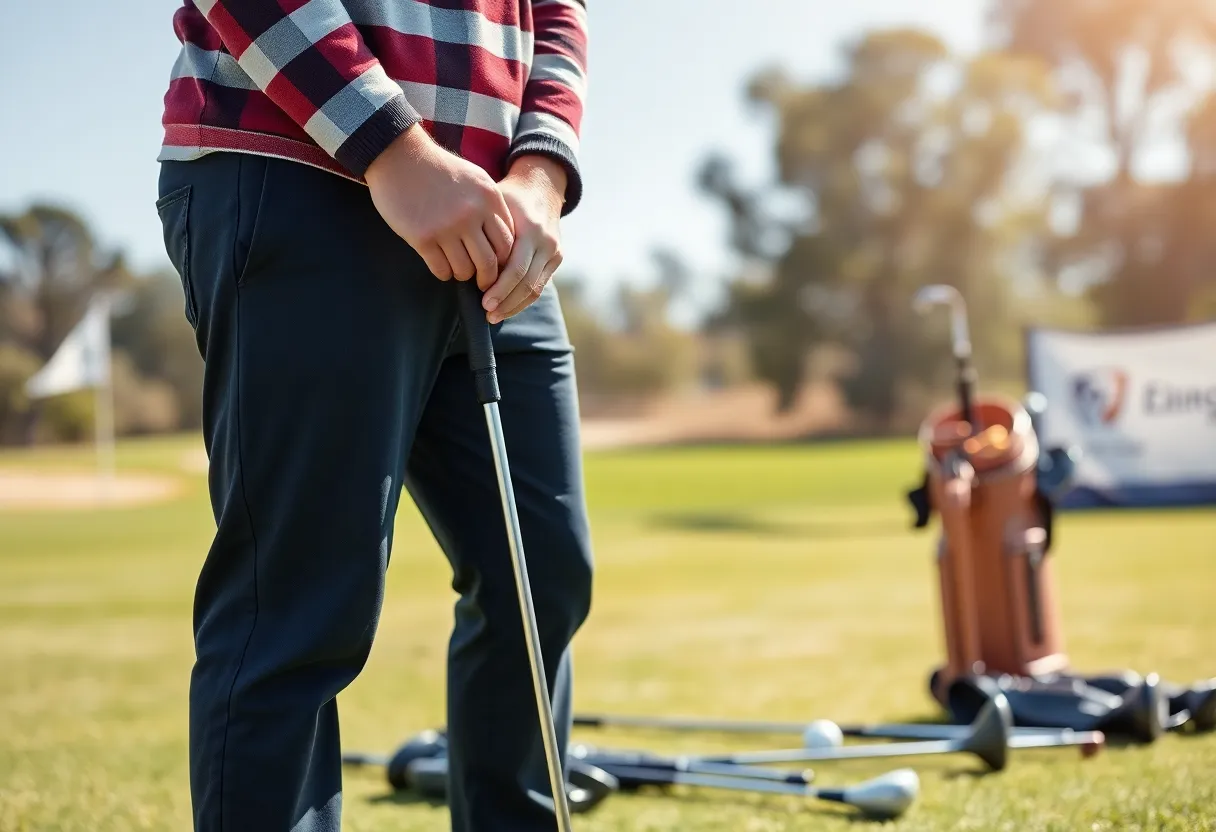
[1071,368,1128,426]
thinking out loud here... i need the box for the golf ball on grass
[802,720,844,748]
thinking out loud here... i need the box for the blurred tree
[110,270,204,430]
[990,0,1216,325]
[703,29,1057,427]
[556,268,701,409]
[0,344,41,445]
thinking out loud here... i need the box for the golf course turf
[2,435,1214,831]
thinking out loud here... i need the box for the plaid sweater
[160,0,588,213]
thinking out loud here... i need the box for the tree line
[3,0,1216,445]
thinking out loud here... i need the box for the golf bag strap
[1033,489,1055,554]
[907,470,933,529]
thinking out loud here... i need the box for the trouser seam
[215,285,262,831]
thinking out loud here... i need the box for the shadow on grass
[646,511,909,539]
[612,785,909,824]
[941,766,1001,781]
[367,790,447,808]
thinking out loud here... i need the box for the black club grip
[457,281,501,405]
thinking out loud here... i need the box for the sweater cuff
[336,95,423,179]
[507,135,584,217]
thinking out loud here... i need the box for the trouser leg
[157,153,457,832]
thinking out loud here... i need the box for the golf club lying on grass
[573,712,1105,754]
[342,729,615,813]
[400,755,619,814]
[691,694,1014,772]
[456,282,573,830]
[569,743,817,788]
[584,763,919,820]
[947,673,1167,744]
[341,729,448,789]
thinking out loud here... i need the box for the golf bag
[907,395,1069,702]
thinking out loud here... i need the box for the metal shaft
[574,712,1068,742]
[571,746,812,784]
[483,401,574,831]
[699,736,963,766]
[599,764,818,797]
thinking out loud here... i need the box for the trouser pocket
[155,184,196,327]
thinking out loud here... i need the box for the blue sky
[0,1,983,299]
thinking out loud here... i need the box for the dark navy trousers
[156,153,594,832]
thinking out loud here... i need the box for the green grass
[1,435,1215,831]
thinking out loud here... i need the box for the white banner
[25,300,112,399]
[1026,322,1216,508]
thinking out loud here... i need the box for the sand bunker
[0,471,183,511]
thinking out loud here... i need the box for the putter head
[842,768,920,819]
[964,693,1014,771]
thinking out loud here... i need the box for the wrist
[366,124,435,187]
[507,155,568,204]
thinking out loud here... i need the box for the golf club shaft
[574,748,812,784]
[460,282,573,831]
[599,764,822,798]
[574,714,817,734]
[848,724,1085,744]
[485,399,573,831]
[574,712,1062,742]
[341,752,387,766]
[697,737,963,766]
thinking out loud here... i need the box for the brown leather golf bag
[911,395,1069,704]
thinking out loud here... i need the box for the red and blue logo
[1071,368,1128,426]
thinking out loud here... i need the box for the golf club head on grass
[825,768,920,820]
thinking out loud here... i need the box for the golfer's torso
[161,1,541,181]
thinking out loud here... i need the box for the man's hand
[365,125,515,290]
[481,156,568,324]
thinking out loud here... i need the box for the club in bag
[914,284,977,431]
[457,282,573,829]
[590,764,918,820]
[692,693,1013,772]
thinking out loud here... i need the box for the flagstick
[95,299,116,503]
[95,372,116,501]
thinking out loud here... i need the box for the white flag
[25,300,112,399]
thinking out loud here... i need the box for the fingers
[483,236,534,316]
[417,242,453,281]
[491,251,562,324]
[486,186,516,248]
[439,235,475,282]
[463,229,501,292]
[485,214,515,266]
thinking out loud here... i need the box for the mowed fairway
[2,435,1215,831]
